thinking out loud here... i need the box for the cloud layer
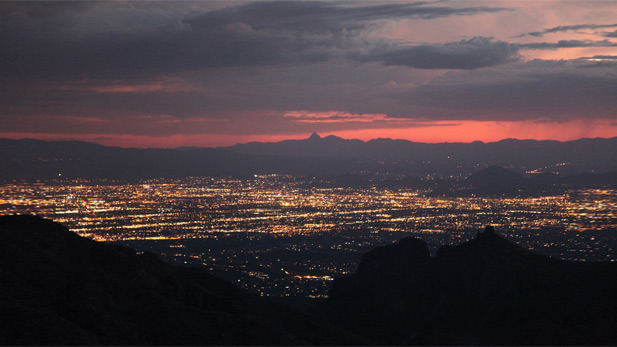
[522,23,617,37]
[1,1,616,146]
[0,1,513,80]
[359,37,519,69]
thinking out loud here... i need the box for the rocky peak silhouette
[317,226,617,346]
[308,132,321,140]
[480,224,496,236]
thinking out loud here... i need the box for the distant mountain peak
[308,132,321,140]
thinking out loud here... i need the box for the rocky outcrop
[316,226,617,345]
[0,215,359,346]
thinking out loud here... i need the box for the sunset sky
[1,0,616,148]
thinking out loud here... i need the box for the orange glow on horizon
[320,119,617,144]
[1,119,616,148]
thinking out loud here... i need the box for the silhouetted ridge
[437,225,527,259]
[308,132,321,140]
[3,216,616,346]
[0,215,360,346]
[2,137,617,180]
[357,237,430,275]
[316,226,617,346]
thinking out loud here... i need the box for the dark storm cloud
[393,60,617,121]
[190,1,509,31]
[518,40,617,50]
[357,37,519,69]
[521,23,617,37]
[602,30,617,38]
[0,1,510,80]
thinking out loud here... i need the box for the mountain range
[1,135,617,183]
[226,133,617,167]
[1,215,615,345]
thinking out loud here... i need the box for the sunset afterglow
[1,1,616,147]
[2,118,616,148]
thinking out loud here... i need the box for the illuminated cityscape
[1,175,615,299]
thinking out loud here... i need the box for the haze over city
[1,0,616,147]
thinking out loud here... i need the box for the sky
[1,0,616,148]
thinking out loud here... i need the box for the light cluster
[1,176,615,298]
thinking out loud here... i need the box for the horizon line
[1,134,616,150]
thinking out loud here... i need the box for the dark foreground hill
[315,226,617,345]
[2,215,615,346]
[0,215,359,345]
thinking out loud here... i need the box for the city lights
[1,176,615,298]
